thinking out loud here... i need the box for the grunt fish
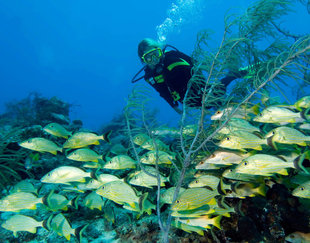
[103,155,137,169]
[218,131,268,151]
[253,106,305,124]
[19,137,62,155]
[41,166,92,185]
[235,154,295,176]
[43,122,72,139]
[67,148,103,163]
[63,131,111,149]
[0,192,43,212]
[1,214,44,237]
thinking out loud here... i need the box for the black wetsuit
[143,50,242,109]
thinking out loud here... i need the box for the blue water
[0,0,309,130]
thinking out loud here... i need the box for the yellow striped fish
[171,188,218,211]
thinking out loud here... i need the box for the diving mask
[141,48,163,64]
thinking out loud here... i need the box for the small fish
[96,181,141,210]
[67,148,103,163]
[141,138,170,151]
[218,131,268,151]
[50,113,70,124]
[103,155,137,170]
[182,124,198,136]
[63,131,111,149]
[171,205,213,218]
[160,187,186,205]
[265,126,310,146]
[177,215,222,229]
[133,133,150,146]
[43,122,72,139]
[294,96,310,110]
[218,118,260,135]
[1,214,44,237]
[19,137,62,155]
[41,166,92,185]
[85,174,124,190]
[235,154,295,176]
[44,190,77,211]
[225,182,266,198]
[211,104,259,120]
[140,151,174,165]
[0,192,43,212]
[110,143,128,155]
[128,166,169,188]
[222,168,263,182]
[103,203,115,223]
[285,231,310,243]
[188,175,221,190]
[48,213,87,241]
[151,126,179,137]
[196,150,249,168]
[171,220,204,236]
[83,191,106,210]
[292,181,310,199]
[299,123,310,131]
[171,188,218,211]
[253,106,305,124]
[10,180,38,195]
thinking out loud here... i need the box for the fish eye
[199,161,203,165]
[244,161,248,166]
[229,169,233,172]
[176,200,180,204]
[216,111,221,114]
[195,180,198,184]
[301,186,305,191]
[272,131,275,135]
[226,137,230,141]
[27,140,31,143]
[210,154,216,158]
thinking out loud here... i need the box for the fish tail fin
[102,130,112,143]
[50,150,58,155]
[75,224,89,243]
[208,198,217,206]
[277,168,288,176]
[293,153,309,174]
[251,103,260,115]
[71,195,80,209]
[256,184,266,197]
[46,214,54,231]
[217,178,227,195]
[267,136,277,150]
[42,217,50,231]
[213,216,222,229]
[138,192,149,212]
[42,189,54,207]
[301,107,310,121]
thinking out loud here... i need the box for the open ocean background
[0,0,309,130]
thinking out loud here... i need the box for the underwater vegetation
[0,0,310,242]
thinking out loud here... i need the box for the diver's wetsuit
[143,50,242,109]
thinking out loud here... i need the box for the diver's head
[138,38,165,69]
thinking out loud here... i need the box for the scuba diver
[131,38,249,114]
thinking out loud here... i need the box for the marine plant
[125,0,310,242]
[0,128,30,191]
